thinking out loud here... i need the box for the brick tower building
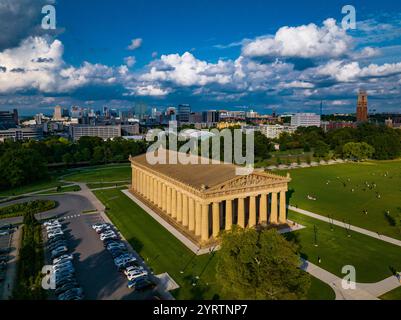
[356,90,368,122]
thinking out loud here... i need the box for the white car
[92,223,107,230]
[124,266,143,276]
[46,225,62,232]
[48,230,64,239]
[126,269,148,281]
[44,219,60,226]
[53,254,73,265]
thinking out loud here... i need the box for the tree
[313,140,330,158]
[216,227,310,300]
[342,142,375,161]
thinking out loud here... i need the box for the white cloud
[124,56,136,67]
[242,18,352,59]
[128,38,143,51]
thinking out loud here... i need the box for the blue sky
[0,0,401,115]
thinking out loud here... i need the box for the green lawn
[63,165,131,183]
[87,182,129,189]
[0,180,68,197]
[380,286,401,300]
[287,160,401,240]
[94,188,334,300]
[288,210,401,283]
[307,277,335,300]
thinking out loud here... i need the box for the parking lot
[0,225,18,299]
[44,212,159,300]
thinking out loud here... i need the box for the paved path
[291,206,401,299]
[0,227,22,300]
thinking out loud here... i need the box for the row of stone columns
[132,166,287,242]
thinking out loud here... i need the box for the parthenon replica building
[129,152,291,246]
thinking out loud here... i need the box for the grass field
[380,286,401,300]
[0,180,68,197]
[287,160,401,240]
[87,182,129,189]
[94,188,334,300]
[63,165,131,183]
[288,210,401,283]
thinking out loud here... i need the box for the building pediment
[206,172,290,193]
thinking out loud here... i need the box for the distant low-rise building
[0,126,43,142]
[70,125,120,141]
[216,121,246,130]
[291,113,321,128]
[321,121,356,132]
[259,124,297,139]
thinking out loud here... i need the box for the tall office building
[53,106,63,120]
[0,109,18,129]
[356,90,368,122]
[177,104,191,123]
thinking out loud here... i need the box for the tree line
[275,123,401,161]
[0,136,147,191]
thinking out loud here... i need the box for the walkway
[290,205,401,299]
[0,227,22,300]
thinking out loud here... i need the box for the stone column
[188,197,195,232]
[138,170,142,195]
[201,203,209,241]
[237,197,245,228]
[145,174,149,199]
[157,180,162,209]
[270,192,278,224]
[162,183,167,212]
[149,177,153,203]
[182,194,189,227]
[225,199,233,231]
[249,196,256,228]
[153,178,158,204]
[177,191,183,222]
[259,194,267,224]
[166,186,172,215]
[171,189,177,219]
[195,201,202,236]
[279,190,287,224]
[131,166,136,190]
[212,202,220,238]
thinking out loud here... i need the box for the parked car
[53,260,73,270]
[0,230,11,236]
[0,248,11,255]
[56,276,76,288]
[92,223,107,230]
[124,266,144,276]
[58,288,83,301]
[48,230,64,239]
[126,269,148,281]
[100,233,118,241]
[53,254,73,265]
[51,246,68,259]
[44,219,60,226]
[128,277,155,291]
[107,242,126,251]
[95,225,112,234]
[55,281,80,296]
[0,224,13,230]
[48,241,67,250]
[48,234,64,243]
[46,225,62,232]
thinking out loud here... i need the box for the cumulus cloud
[0,0,56,50]
[124,56,136,67]
[0,36,120,94]
[128,38,143,51]
[242,18,352,59]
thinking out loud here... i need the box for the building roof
[130,150,289,191]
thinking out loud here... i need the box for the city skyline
[1,0,401,115]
